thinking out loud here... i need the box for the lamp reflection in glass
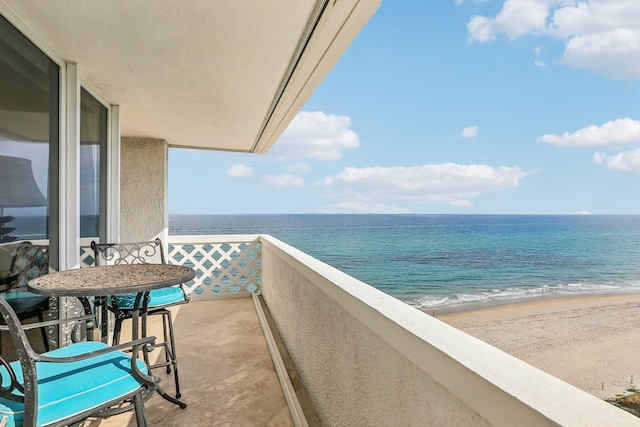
[0,155,47,243]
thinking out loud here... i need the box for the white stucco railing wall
[259,234,640,426]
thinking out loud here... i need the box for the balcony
[71,236,640,424]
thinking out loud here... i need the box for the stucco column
[119,137,168,243]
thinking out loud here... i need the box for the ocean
[169,214,640,310]
[11,214,640,310]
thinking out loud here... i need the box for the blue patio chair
[90,239,189,398]
[0,242,51,352]
[0,297,158,427]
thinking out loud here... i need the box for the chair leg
[37,311,49,352]
[112,317,123,346]
[147,309,181,399]
[161,312,171,373]
[133,391,149,427]
[164,310,181,399]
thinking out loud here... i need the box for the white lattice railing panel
[168,235,261,300]
[79,238,95,267]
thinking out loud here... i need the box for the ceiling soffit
[0,0,380,153]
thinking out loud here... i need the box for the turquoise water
[171,214,640,309]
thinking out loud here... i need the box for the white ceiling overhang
[1,0,380,153]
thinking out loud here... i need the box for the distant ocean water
[170,214,640,310]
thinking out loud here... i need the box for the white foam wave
[407,281,638,309]
[415,296,449,308]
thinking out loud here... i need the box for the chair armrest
[0,314,96,331]
[35,336,160,388]
[0,313,97,344]
[35,336,154,362]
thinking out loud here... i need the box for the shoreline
[421,290,640,317]
[436,292,640,400]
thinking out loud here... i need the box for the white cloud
[592,151,604,164]
[560,28,640,79]
[226,163,253,178]
[467,0,551,42]
[317,202,411,214]
[574,210,592,215]
[467,15,496,42]
[533,45,547,67]
[537,118,640,147]
[317,163,532,206]
[592,148,640,174]
[459,125,479,138]
[286,162,311,173]
[271,111,360,161]
[549,1,640,38]
[261,174,305,188]
[467,0,640,79]
[449,199,474,207]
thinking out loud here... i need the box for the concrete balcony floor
[95,298,294,427]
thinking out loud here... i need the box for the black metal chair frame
[0,297,158,427]
[90,238,189,398]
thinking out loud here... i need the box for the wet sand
[437,293,640,399]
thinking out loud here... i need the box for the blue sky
[169,1,640,215]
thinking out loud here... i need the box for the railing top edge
[0,239,50,247]
[168,234,263,244]
[80,237,95,246]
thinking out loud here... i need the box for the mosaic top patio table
[28,263,195,408]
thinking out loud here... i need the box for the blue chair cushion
[1,292,42,302]
[112,286,186,309]
[0,341,147,427]
[1,292,48,316]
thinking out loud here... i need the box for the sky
[169,0,640,215]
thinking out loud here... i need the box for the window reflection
[80,89,107,239]
[0,14,59,244]
[0,12,60,350]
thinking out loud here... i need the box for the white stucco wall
[261,236,490,426]
[260,235,640,427]
[119,137,167,243]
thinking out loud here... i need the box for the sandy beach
[437,293,640,399]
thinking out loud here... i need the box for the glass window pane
[0,14,59,246]
[80,89,107,239]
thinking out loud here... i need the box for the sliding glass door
[0,14,59,255]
